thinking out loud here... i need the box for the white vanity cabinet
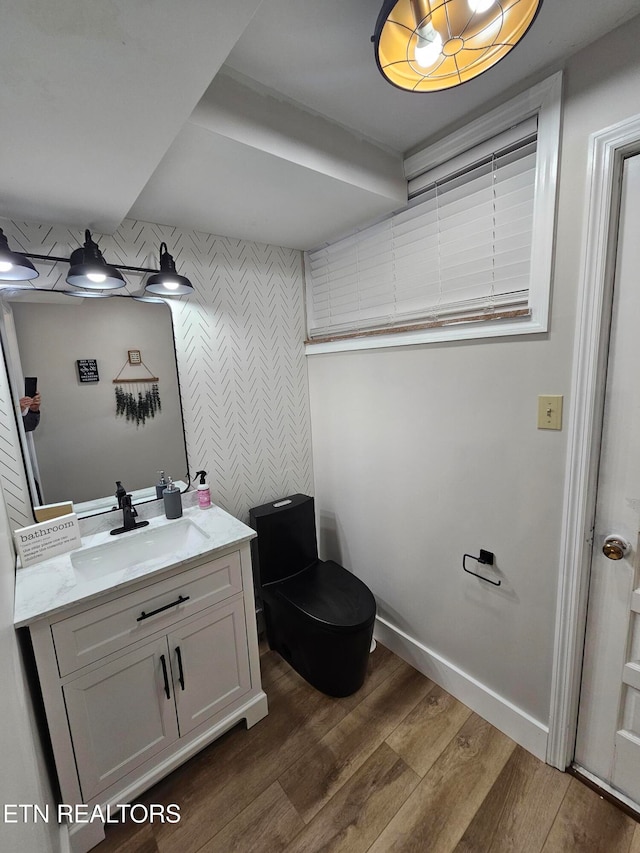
[20,533,268,853]
[62,595,251,801]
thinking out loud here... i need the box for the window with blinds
[304,73,561,353]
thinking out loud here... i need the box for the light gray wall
[12,298,186,504]
[307,15,640,727]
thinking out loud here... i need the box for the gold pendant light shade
[373,0,542,92]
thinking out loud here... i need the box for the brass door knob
[602,535,631,560]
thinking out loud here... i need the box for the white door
[575,153,640,803]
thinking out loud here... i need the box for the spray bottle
[195,470,211,509]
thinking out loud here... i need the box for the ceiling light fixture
[0,228,39,281]
[372,0,542,92]
[66,230,126,290]
[145,243,194,296]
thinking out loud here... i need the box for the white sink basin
[71,518,210,581]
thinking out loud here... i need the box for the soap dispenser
[155,470,168,500]
[195,470,211,509]
[115,480,127,509]
[163,477,183,519]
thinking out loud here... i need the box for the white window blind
[306,128,537,342]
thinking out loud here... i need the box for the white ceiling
[2,0,640,251]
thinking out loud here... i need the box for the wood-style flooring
[95,642,639,853]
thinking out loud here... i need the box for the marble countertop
[14,502,256,628]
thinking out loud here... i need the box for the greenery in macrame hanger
[113,352,161,428]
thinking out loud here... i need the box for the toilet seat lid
[271,560,376,632]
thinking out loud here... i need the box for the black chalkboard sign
[76,359,99,383]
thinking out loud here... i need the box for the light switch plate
[538,395,563,430]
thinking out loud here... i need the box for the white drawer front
[52,553,242,676]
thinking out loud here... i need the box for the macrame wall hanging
[113,349,161,427]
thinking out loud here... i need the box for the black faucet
[110,493,150,536]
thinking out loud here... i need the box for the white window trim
[304,71,562,355]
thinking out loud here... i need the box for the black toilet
[249,494,376,697]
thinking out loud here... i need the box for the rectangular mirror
[1,292,189,518]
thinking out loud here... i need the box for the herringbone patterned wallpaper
[0,218,313,525]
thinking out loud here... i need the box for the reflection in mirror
[4,293,189,517]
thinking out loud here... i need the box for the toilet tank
[249,494,318,586]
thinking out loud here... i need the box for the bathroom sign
[14,513,81,568]
[76,359,99,383]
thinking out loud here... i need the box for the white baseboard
[374,616,549,762]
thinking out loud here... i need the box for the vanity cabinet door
[169,596,251,737]
[63,636,180,800]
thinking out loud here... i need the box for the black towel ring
[463,549,501,587]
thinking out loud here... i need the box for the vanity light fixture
[0,228,39,281]
[144,242,194,296]
[372,0,542,92]
[66,230,126,291]
[0,228,193,297]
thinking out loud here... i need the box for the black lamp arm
[20,252,160,275]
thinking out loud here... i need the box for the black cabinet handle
[175,646,185,691]
[160,654,171,700]
[137,595,190,622]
